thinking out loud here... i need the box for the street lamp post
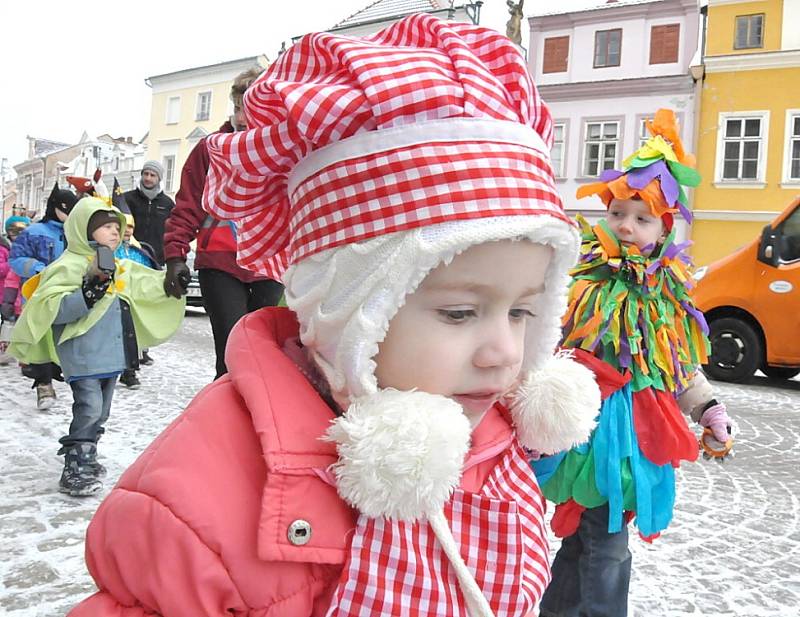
[0,157,8,231]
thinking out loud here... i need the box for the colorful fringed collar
[562,216,709,394]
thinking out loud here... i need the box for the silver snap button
[287,519,312,545]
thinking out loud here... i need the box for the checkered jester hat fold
[203,12,572,279]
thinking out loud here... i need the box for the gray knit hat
[141,160,164,181]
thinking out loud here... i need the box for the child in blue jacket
[10,183,77,408]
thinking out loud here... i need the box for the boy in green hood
[9,197,186,496]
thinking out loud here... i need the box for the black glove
[164,258,191,299]
[0,303,14,321]
[1,287,17,320]
[82,275,112,309]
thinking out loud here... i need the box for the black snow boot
[59,443,103,496]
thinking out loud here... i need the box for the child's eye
[437,309,476,323]
[637,217,651,224]
[509,308,535,321]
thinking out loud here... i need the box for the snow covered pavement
[1,310,799,616]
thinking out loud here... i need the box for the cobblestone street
[1,310,799,616]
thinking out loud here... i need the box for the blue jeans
[539,504,632,617]
[58,377,117,449]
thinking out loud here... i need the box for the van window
[779,206,800,263]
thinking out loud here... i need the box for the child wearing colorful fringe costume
[535,109,735,617]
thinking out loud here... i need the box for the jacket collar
[225,308,516,563]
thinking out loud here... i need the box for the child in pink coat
[1,216,30,364]
[69,15,602,617]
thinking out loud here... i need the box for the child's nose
[473,320,523,369]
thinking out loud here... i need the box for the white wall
[783,0,800,51]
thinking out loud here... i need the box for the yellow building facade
[692,0,800,265]
[145,55,269,199]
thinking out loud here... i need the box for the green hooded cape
[9,197,185,365]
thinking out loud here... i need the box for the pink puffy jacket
[69,307,519,616]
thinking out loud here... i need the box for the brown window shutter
[650,24,680,64]
[543,36,569,73]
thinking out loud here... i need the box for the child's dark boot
[59,443,103,496]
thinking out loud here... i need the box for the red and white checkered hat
[204,12,572,280]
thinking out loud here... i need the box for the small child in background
[535,109,734,617]
[9,198,184,496]
[9,185,78,408]
[115,213,159,388]
[0,216,30,365]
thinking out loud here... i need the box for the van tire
[703,317,762,383]
[761,365,800,380]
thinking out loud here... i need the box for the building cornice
[707,0,753,6]
[529,0,695,30]
[146,55,268,88]
[538,74,694,101]
[692,209,779,222]
[705,49,800,72]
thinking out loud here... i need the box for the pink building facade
[529,0,702,239]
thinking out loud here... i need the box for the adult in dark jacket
[163,67,283,379]
[123,161,174,265]
[10,183,77,409]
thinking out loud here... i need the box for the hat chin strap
[324,388,495,616]
[428,508,496,617]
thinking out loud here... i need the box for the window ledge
[780,181,800,189]
[575,176,605,184]
[554,176,568,184]
[713,181,766,189]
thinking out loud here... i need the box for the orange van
[693,196,800,383]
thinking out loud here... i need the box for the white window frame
[638,116,650,149]
[734,14,764,50]
[162,155,176,193]
[195,91,212,122]
[782,109,800,186]
[636,111,685,149]
[714,111,769,188]
[165,96,181,125]
[580,118,622,178]
[551,120,568,179]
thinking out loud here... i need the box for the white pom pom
[324,389,471,521]
[509,350,601,454]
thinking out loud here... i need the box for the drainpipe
[689,3,708,227]
[38,155,48,219]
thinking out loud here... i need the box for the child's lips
[452,392,501,413]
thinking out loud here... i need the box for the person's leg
[58,379,105,495]
[198,269,249,379]
[246,278,285,313]
[60,379,104,449]
[94,377,116,440]
[577,504,632,617]
[86,377,116,477]
[25,362,56,409]
[539,530,584,617]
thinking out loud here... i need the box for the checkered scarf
[326,441,550,616]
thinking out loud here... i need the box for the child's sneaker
[59,443,103,496]
[119,370,140,389]
[35,381,57,410]
[140,350,154,366]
